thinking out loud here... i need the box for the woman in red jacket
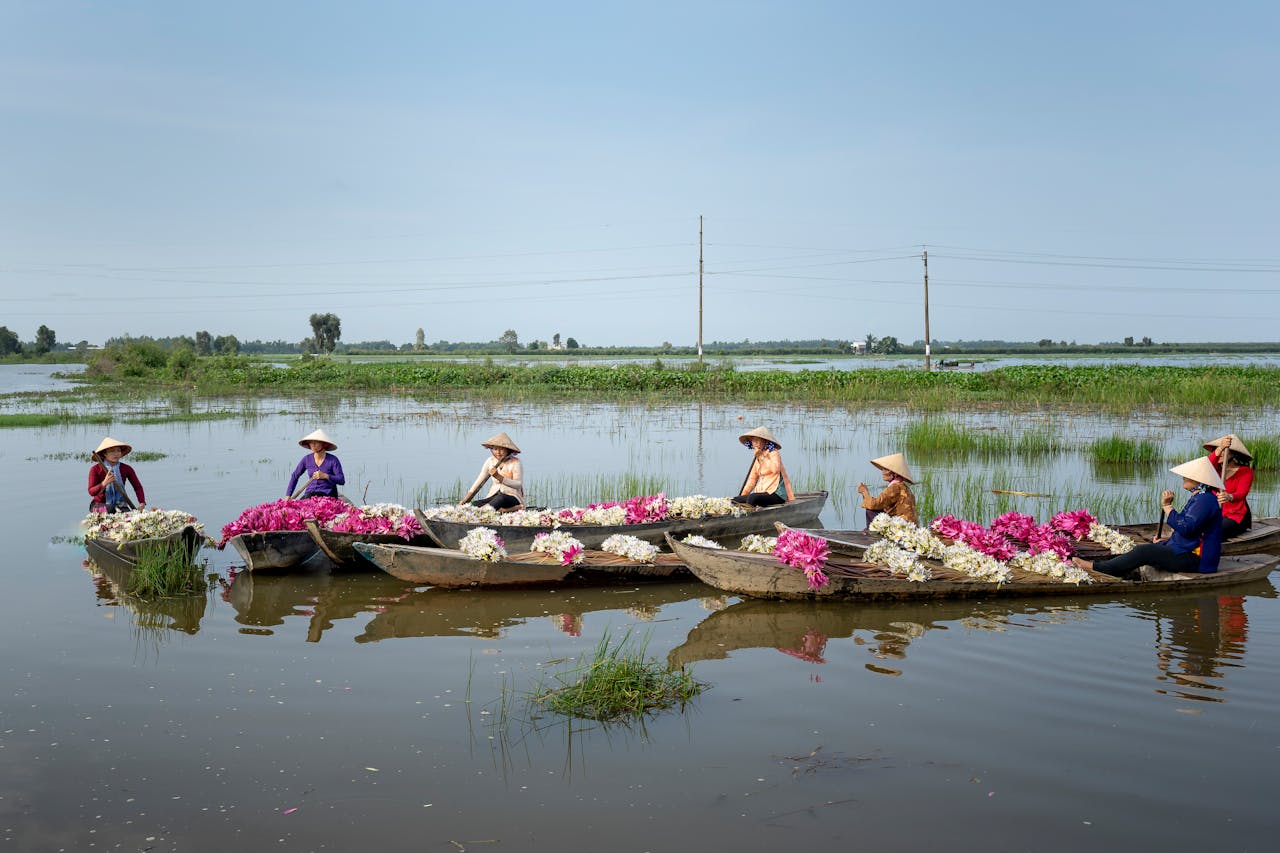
[1204,434,1254,540]
[87,436,146,513]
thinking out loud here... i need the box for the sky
[2,1,1278,348]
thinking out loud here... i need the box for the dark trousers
[732,492,785,508]
[473,493,521,511]
[1093,543,1201,578]
[1222,506,1252,540]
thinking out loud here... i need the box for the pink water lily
[774,529,831,590]
[217,497,349,548]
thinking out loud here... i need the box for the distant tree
[661,341,672,352]
[552,332,561,348]
[0,326,19,355]
[1123,336,1134,347]
[1037,339,1053,347]
[214,334,240,355]
[499,329,520,353]
[873,335,901,355]
[33,325,56,355]
[309,313,342,354]
[528,340,540,351]
[566,337,580,350]
[1141,336,1153,346]
[415,328,425,351]
[195,330,213,356]
[75,340,90,355]
[864,333,878,351]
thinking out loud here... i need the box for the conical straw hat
[1170,456,1224,490]
[870,452,916,484]
[481,432,520,453]
[92,436,132,460]
[1202,433,1252,461]
[298,429,337,451]
[739,426,782,449]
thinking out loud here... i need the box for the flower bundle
[531,530,585,565]
[680,535,724,549]
[600,534,659,563]
[1008,550,1092,584]
[668,495,745,519]
[1087,522,1136,555]
[989,511,1038,542]
[871,513,946,559]
[326,503,422,539]
[773,529,831,590]
[83,508,205,545]
[557,504,628,526]
[739,534,777,554]
[458,527,507,561]
[217,497,349,548]
[419,504,502,524]
[864,539,932,582]
[1050,509,1098,540]
[940,542,1013,583]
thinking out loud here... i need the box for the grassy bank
[75,347,1280,410]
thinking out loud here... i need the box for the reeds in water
[127,541,204,597]
[901,420,1064,458]
[1090,435,1164,465]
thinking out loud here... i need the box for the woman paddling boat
[732,426,795,508]
[286,429,345,500]
[1204,433,1254,540]
[87,436,146,513]
[460,432,525,511]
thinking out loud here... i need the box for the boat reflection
[223,569,414,640]
[1149,591,1258,703]
[355,582,709,643]
[87,557,214,639]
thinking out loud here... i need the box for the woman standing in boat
[87,436,146,513]
[1072,456,1223,578]
[732,426,795,507]
[1204,434,1254,539]
[857,452,918,526]
[460,432,525,511]
[286,429,345,499]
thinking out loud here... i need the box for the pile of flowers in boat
[420,493,745,527]
[81,507,211,546]
[859,509,1138,586]
[216,497,421,548]
[457,528,663,565]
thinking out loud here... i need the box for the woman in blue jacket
[1072,456,1223,579]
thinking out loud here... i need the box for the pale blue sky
[2,1,1277,347]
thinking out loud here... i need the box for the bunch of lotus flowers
[1086,522,1136,554]
[498,509,561,527]
[864,539,932,582]
[458,527,507,562]
[680,534,724,549]
[557,504,628,526]
[600,534,658,563]
[773,529,831,590]
[669,495,744,519]
[531,530,585,565]
[1050,509,1098,540]
[217,496,349,548]
[419,504,503,524]
[83,508,207,545]
[739,534,777,554]
[940,542,1013,583]
[1008,550,1093,584]
[326,503,422,539]
[870,513,946,559]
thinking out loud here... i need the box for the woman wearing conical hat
[731,426,795,508]
[460,432,525,511]
[286,429,345,499]
[857,453,918,526]
[1072,456,1224,579]
[87,436,146,513]
[1204,433,1254,540]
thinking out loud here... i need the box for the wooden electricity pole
[922,248,932,372]
[698,215,704,363]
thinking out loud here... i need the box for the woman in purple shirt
[286,429,345,499]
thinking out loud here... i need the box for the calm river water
[4,364,1280,851]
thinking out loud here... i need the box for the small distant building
[850,341,867,354]
[547,339,567,351]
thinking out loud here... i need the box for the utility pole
[922,248,931,372]
[698,215,704,364]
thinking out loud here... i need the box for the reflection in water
[356,582,708,643]
[225,570,413,641]
[86,559,214,657]
[1151,594,1251,703]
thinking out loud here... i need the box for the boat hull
[303,519,436,568]
[227,531,322,572]
[85,525,205,572]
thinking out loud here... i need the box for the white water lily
[941,543,1013,583]
[1008,550,1093,585]
[82,508,205,545]
[1087,522,1135,555]
[422,504,502,525]
[864,540,931,581]
[668,495,745,519]
[458,527,507,561]
[600,534,659,563]
[739,534,777,554]
[530,530,585,564]
[681,534,724,549]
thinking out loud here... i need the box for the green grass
[1089,435,1164,465]
[121,411,240,425]
[530,631,707,722]
[126,541,204,597]
[1248,436,1280,471]
[901,419,1065,457]
[0,413,113,428]
[32,450,168,462]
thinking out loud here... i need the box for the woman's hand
[856,482,869,496]
[313,471,329,480]
[1218,491,1232,505]
[1161,488,1175,504]
[102,471,117,486]
[491,472,504,484]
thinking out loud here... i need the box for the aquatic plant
[127,540,205,597]
[1090,435,1163,465]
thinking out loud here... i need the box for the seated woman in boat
[1072,456,1223,579]
[732,426,795,508]
[87,436,146,513]
[1204,434,1254,539]
[460,432,525,511]
[286,429,345,499]
[857,452,918,526]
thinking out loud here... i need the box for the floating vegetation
[32,450,168,462]
[1089,435,1164,465]
[532,472,677,509]
[530,632,707,722]
[901,419,1065,458]
[0,412,113,428]
[127,541,206,597]
[121,411,240,425]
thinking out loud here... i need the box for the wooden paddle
[97,458,137,511]
[460,452,510,504]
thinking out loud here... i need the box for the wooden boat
[84,525,205,572]
[665,532,1280,601]
[303,519,437,569]
[354,541,687,588]
[226,530,322,572]
[415,491,829,552]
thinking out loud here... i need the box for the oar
[736,449,761,497]
[1155,500,1165,542]
[99,459,137,511]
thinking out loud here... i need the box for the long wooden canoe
[665,532,1280,601]
[354,542,687,588]
[85,524,205,572]
[303,519,437,569]
[226,530,322,572]
[416,491,829,552]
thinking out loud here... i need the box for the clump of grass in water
[127,541,204,597]
[32,450,168,463]
[901,419,1064,458]
[531,631,707,722]
[1090,435,1163,465]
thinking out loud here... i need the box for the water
[4,364,1280,851]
